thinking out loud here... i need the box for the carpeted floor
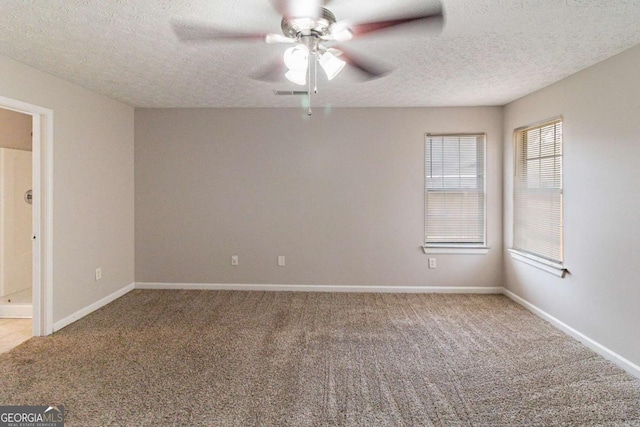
[1,290,639,426]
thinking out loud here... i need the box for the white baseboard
[135,282,504,294]
[53,283,135,332]
[0,304,32,318]
[503,288,640,380]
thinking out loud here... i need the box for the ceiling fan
[173,0,444,113]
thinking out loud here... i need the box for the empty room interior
[1,0,639,425]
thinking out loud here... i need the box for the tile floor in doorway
[0,318,31,353]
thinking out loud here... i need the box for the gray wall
[136,107,503,287]
[0,107,32,151]
[503,44,640,367]
[0,55,135,323]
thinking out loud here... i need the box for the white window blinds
[513,118,563,264]
[425,134,486,246]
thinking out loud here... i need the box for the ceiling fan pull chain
[307,52,313,116]
[314,55,318,94]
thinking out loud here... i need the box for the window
[512,118,564,268]
[424,134,486,251]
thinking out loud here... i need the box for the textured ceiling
[1,0,640,108]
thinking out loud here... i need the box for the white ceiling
[1,0,639,108]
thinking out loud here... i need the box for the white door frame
[0,95,53,336]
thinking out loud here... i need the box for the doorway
[0,108,33,322]
[0,95,53,338]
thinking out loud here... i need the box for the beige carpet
[1,290,639,426]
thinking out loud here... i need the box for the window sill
[508,249,567,278]
[423,246,489,255]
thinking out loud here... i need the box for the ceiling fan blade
[338,48,392,80]
[272,0,321,19]
[343,5,444,39]
[249,56,287,82]
[265,34,296,44]
[269,0,288,15]
[172,19,272,43]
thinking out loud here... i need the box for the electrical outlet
[278,256,285,267]
[428,258,436,269]
[95,267,102,281]
[231,255,239,266]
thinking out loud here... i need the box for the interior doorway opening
[0,108,33,323]
[0,95,53,337]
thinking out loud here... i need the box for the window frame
[510,116,567,277]
[423,132,489,255]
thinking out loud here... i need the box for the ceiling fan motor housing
[281,7,336,40]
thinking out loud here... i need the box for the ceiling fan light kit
[283,39,345,85]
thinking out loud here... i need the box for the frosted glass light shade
[319,51,346,80]
[284,44,309,71]
[285,69,307,85]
